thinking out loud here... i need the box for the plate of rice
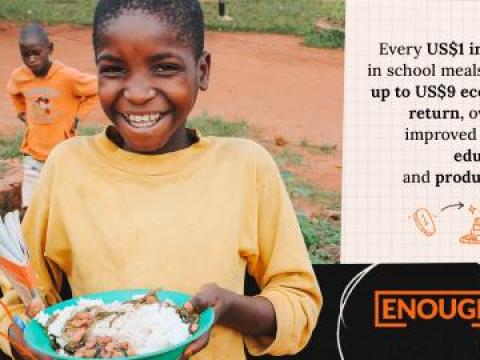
[24,289,215,360]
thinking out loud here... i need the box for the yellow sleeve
[243,148,322,356]
[70,70,98,121]
[6,76,26,115]
[0,161,63,358]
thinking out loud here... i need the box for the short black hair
[20,23,50,44]
[93,0,204,60]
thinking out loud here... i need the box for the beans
[70,328,86,343]
[83,349,97,358]
[189,323,199,333]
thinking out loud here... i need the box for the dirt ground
[0,23,343,193]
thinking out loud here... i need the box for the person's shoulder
[10,66,26,78]
[54,62,77,77]
[210,136,277,169]
[58,62,94,79]
[47,135,94,164]
[38,136,98,190]
[212,136,269,157]
[9,66,31,83]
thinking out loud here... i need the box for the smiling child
[1,1,321,359]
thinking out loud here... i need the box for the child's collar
[90,126,210,175]
[104,126,201,153]
[23,60,63,80]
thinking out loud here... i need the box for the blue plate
[24,289,215,360]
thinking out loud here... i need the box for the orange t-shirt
[6,61,98,161]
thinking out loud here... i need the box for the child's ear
[197,51,211,91]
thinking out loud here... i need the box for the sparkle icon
[469,205,477,215]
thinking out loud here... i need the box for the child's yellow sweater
[6,61,97,161]
[0,129,321,359]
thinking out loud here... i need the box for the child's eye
[153,64,180,75]
[99,65,127,77]
[21,51,40,58]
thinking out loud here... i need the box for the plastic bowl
[24,289,215,360]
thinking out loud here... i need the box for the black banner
[246,264,480,360]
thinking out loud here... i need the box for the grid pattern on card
[341,0,480,263]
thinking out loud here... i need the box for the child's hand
[18,112,26,123]
[181,283,276,359]
[26,298,45,318]
[181,283,234,359]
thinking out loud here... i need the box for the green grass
[188,113,249,137]
[275,148,303,166]
[0,133,23,159]
[0,127,104,160]
[316,0,345,25]
[297,212,340,264]
[78,125,103,136]
[202,0,344,33]
[300,139,338,155]
[0,0,96,25]
[281,170,340,210]
[318,143,337,154]
[304,29,344,49]
[282,168,341,262]
[0,162,8,175]
[0,0,345,48]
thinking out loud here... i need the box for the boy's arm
[10,96,26,120]
[18,113,26,123]
[71,70,98,122]
[7,77,27,119]
[184,146,322,358]
[76,94,98,123]
[241,149,322,355]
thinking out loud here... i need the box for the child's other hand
[18,112,26,123]
[181,283,234,359]
[26,298,45,318]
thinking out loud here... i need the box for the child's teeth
[124,113,165,128]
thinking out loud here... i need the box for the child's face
[19,38,53,77]
[96,12,210,154]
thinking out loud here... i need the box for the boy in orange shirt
[7,23,98,208]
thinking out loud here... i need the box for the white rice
[35,296,191,355]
